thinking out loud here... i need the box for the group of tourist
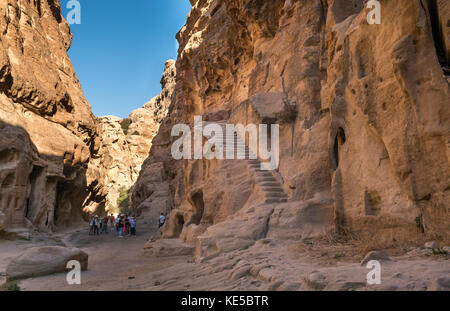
[88,212,167,237]
[89,214,137,238]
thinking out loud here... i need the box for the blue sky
[61,0,191,118]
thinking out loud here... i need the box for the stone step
[256,177,275,183]
[265,198,288,204]
[256,171,273,177]
[264,193,287,199]
[223,135,288,204]
[261,187,284,192]
[256,177,276,182]
[266,192,287,198]
[259,182,280,187]
[248,163,261,167]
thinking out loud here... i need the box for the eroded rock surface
[133,0,450,264]
[90,60,176,213]
[0,0,102,234]
[0,0,449,291]
[0,1,175,235]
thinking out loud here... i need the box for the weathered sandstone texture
[0,0,175,236]
[90,60,176,213]
[6,246,88,281]
[0,0,101,235]
[133,0,450,261]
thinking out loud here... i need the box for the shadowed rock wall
[0,0,101,234]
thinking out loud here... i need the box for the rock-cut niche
[25,165,45,222]
[188,191,205,226]
[333,127,347,168]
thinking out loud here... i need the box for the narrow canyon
[0,0,449,291]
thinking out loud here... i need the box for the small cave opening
[174,214,185,238]
[427,0,449,69]
[189,191,205,226]
[26,166,44,221]
[54,205,58,224]
[0,149,13,163]
[333,127,346,169]
[364,190,381,216]
[55,180,67,225]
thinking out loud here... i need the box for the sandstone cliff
[89,60,176,214]
[0,0,101,235]
[133,0,450,260]
[0,0,176,237]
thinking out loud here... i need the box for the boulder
[6,246,88,281]
[278,282,302,291]
[258,268,279,283]
[305,271,328,290]
[338,282,366,291]
[427,277,450,291]
[361,251,391,266]
[424,241,439,250]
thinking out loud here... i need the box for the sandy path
[1,221,449,291]
[16,222,178,291]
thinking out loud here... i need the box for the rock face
[6,246,88,280]
[433,0,450,67]
[88,115,134,213]
[133,0,450,261]
[0,0,175,234]
[0,0,101,233]
[128,60,176,181]
[90,60,176,213]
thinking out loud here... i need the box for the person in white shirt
[129,216,137,236]
[89,216,95,235]
[159,213,166,229]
